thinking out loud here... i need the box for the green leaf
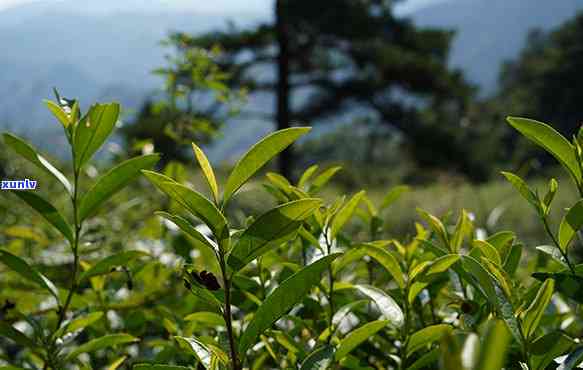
[192,143,219,204]
[308,166,342,194]
[475,320,511,370]
[298,165,319,189]
[330,191,365,239]
[451,210,472,252]
[174,336,211,369]
[143,175,228,241]
[300,345,334,370]
[11,191,74,244]
[558,346,583,370]
[223,127,310,204]
[520,278,555,340]
[380,185,409,211]
[472,240,502,266]
[54,311,104,339]
[460,256,523,345]
[155,212,217,253]
[183,312,225,327]
[0,250,59,301]
[354,285,404,327]
[407,348,440,370]
[536,245,567,266]
[133,365,192,370]
[542,178,559,214]
[2,133,72,194]
[79,251,148,282]
[74,102,120,170]
[417,208,449,250]
[501,171,540,211]
[406,324,451,357]
[359,243,405,289]
[44,100,71,128]
[0,322,35,348]
[335,320,388,361]
[238,253,340,355]
[530,332,575,370]
[65,333,138,360]
[507,117,581,182]
[532,272,583,304]
[228,199,321,272]
[78,154,159,221]
[558,200,583,252]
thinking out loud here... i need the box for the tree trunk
[275,0,293,180]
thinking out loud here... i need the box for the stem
[541,215,576,274]
[219,249,241,370]
[56,167,81,329]
[324,228,335,344]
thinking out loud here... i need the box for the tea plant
[1,92,159,369]
[3,96,583,370]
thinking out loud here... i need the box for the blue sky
[0,0,445,14]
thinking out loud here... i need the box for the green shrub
[2,98,583,370]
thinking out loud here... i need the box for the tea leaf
[224,127,310,204]
[54,311,104,339]
[501,171,540,211]
[74,102,120,169]
[65,333,138,360]
[11,191,74,244]
[308,166,342,194]
[298,165,319,189]
[330,191,365,240]
[79,154,159,221]
[558,200,583,252]
[79,251,148,282]
[335,320,388,360]
[507,117,581,182]
[0,250,59,301]
[476,320,511,370]
[300,345,334,370]
[380,185,409,211]
[2,133,72,194]
[174,336,212,369]
[359,243,405,289]
[155,211,218,253]
[406,324,451,357]
[238,253,340,355]
[192,143,219,204]
[228,199,321,272]
[0,322,36,348]
[354,285,404,327]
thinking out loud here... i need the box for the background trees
[175,0,473,179]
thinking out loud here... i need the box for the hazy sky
[0,0,444,14]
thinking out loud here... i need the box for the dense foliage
[3,97,583,370]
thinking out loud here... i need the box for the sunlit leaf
[65,333,138,360]
[507,117,581,183]
[0,250,59,301]
[2,133,72,194]
[192,143,219,204]
[11,191,74,244]
[335,320,388,361]
[228,199,321,272]
[558,200,583,252]
[238,254,340,355]
[79,154,159,221]
[223,127,310,204]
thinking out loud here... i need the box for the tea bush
[2,98,583,370]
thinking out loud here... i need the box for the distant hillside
[411,0,583,94]
[1,0,582,161]
[0,1,263,158]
